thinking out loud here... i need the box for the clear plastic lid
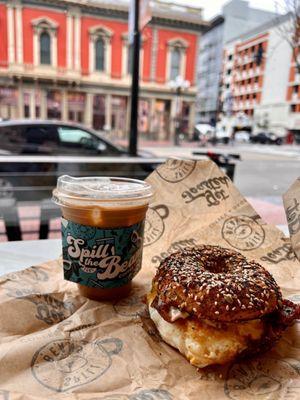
[53,175,153,206]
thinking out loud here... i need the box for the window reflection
[67,92,85,123]
[170,48,181,80]
[93,95,106,130]
[111,96,127,137]
[40,31,51,65]
[47,91,62,119]
[95,38,105,71]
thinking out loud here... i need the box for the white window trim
[7,5,15,64]
[66,13,73,70]
[16,4,23,64]
[121,33,145,79]
[89,25,113,76]
[32,17,58,68]
[166,38,189,82]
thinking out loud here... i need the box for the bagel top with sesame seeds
[151,245,282,323]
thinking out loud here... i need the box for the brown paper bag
[283,178,300,260]
[0,159,299,400]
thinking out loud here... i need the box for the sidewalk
[116,139,199,148]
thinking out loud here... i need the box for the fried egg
[148,297,264,368]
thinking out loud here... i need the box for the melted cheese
[148,304,264,368]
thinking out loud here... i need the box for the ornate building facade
[0,0,205,140]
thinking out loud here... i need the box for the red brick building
[222,33,268,117]
[0,0,205,140]
[220,13,300,139]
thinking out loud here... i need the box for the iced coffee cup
[53,175,153,301]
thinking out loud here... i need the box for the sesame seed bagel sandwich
[147,245,300,368]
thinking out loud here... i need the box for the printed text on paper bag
[182,176,230,206]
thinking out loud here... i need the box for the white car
[235,130,250,143]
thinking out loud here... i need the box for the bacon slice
[239,299,300,359]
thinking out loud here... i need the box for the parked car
[234,130,250,143]
[0,120,149,156]
[0,120,160,202]
[250,132,283,145]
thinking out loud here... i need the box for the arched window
[89,26,113,74]
[95,38,105,71]
[170,48,181,80]
[40,31,51,65]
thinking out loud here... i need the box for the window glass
[170,48,181,80]
[93,95,106,130]
[58,126,96,145]
[0,87,18,119]
[35,90,41,118]
[40,31,51,65]
[47,91,62,119]
[23,92,31,118]
[67,92,85,123]
[95,38,105,71]
[22,125,57,144]
[0,126,24,154]
[138,99,150,135]
[111,96,127,136]
[21,125,59,154]
[56,126,113,155]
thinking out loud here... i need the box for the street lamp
[169,76,190,145]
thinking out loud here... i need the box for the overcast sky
[165,0,278,19]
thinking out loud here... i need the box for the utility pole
[128,0,140,156]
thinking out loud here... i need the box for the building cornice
[12,0,207,32]
[0,69,196,97]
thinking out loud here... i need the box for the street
[143,143,300,198]
[139,142,300,231]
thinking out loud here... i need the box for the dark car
[250,132,283,145]
[0,120,145,156]
[0,120,161,203]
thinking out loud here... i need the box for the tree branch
[275,0,300,73]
